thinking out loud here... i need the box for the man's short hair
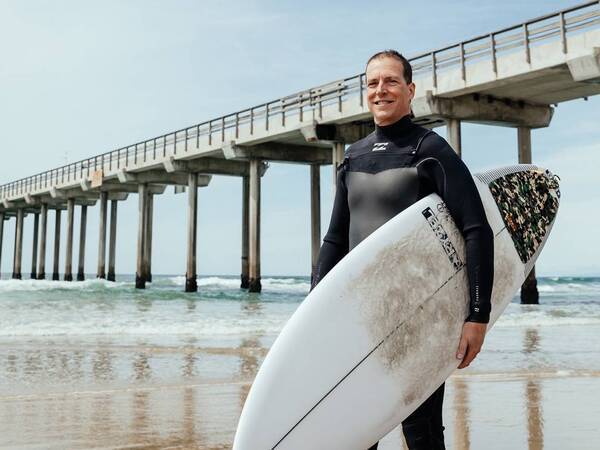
[366,50,413,84]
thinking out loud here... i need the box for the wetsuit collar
[375,114,414,139]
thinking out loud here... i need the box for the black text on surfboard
[422,207,465,272]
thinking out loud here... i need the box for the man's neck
[375,114,413,138]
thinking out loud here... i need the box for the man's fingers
[456,335,468,360]
[456,322,487,369]
[458,344,482,369]
[457,350,472,369]
[457,347,477,369]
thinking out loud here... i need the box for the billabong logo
[372,142,389,152]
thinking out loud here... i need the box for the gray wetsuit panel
[346,167,419,250]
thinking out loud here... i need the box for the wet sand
[1,336,599,450]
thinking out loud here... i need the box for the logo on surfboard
[422,207,464,272]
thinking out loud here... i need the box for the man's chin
[374,111,409,126]
[374,114,396,126]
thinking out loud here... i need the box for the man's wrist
[466,314,489,324]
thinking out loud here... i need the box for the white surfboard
[233,164,560,450]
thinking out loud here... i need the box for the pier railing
[1,1,598,201]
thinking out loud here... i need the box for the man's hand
[456,322,487,369]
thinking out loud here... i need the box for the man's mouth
[374,100,394,106]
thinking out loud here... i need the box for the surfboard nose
[486,166,560,266]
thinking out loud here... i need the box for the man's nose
[375,80,386,95]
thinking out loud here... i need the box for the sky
[0,0,598,277]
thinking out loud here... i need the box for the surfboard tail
[476,164,560,275]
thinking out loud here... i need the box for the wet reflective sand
[2,333,600,450]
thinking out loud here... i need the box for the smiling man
[311,50,494,449]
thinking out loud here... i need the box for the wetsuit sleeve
[311,166,350,290]
[416,135,494,323]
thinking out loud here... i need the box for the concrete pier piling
[12,209,24,279]
[447,118,462,157]
[332,142,345,189]
[518,126,539,304]
[310,164,321,276]
[185,173,198,292]
[0,212,4,279]
[37,204,48,279]
[518,127,532,164]
[248,160,261,293]
[107,200,117,282]
[52,209,61,281]
[77,205,87,281]
[240,176,249,289]
[30,212,39,279]
[143,193,153,283]
[522,267,540,305]
[97,192,108,279]
[136,184,148,289]
[64,198,75,281]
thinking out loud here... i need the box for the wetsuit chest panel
[346,167,419,249]
[346,147,416,173]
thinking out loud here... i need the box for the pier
[0,2,599,301]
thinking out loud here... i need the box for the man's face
[366,57,415,126]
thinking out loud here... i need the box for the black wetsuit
[311,115,494,450]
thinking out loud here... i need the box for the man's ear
[408,82,416,101]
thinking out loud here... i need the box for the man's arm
[311,166,350,290]
[416,134,494,368]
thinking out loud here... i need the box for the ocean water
[0,275,599,372]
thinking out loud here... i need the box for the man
[311,50,494,449]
